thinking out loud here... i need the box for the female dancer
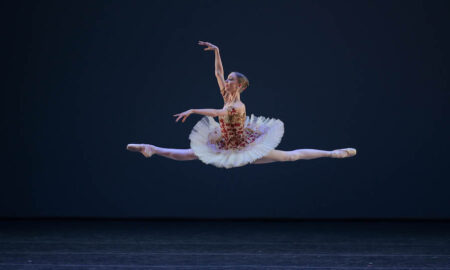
[127,41,356,169]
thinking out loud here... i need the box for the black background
[2,0,449,218]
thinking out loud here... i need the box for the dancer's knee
[282,150,302,162]
[161,149,187,161]
[173,149,198,161]
[285,152,297,162]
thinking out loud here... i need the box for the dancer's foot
[330,148,357,158]
[126,144,155,158]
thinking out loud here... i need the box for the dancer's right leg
[126,144,198,161]
[252,148,356,164]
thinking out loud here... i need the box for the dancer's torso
[214,89,261,150]
[213,101,260,150]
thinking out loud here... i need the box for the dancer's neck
[226,92,241,104]
[223,89,242,105]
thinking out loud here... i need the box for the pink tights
[151,146,331,164]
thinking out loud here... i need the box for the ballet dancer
[127,41,356,168]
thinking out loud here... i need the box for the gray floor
[0,219,449,269]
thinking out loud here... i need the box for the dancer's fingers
[199,41,212,47]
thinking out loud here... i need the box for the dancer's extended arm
[174,108,227,123]
[193,108,227,117]
[198,41,225,91]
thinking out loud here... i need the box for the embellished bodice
[213,105,262,150]
[205,88,263,150]
[190,88,285,168]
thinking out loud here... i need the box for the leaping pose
[127,41,357,169]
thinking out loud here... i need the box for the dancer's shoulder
[224,102,245,114]
[235,101,245,110]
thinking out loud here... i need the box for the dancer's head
[225,72,249,94]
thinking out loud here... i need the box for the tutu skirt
[189,114,284,168]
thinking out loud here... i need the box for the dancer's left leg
[252,148,356,164]
[126,144,198,161]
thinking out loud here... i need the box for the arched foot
[330,148,357,158]
[126,144,156,158]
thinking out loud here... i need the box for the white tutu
[189,114,284,169]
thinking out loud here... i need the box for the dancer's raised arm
[174,108,227,123]
[198,41,225,91]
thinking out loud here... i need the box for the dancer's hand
[198,41,218,51]
[173,109,193,123]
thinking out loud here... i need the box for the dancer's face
[225,73,241,93]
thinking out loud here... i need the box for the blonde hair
[231,71,249,93]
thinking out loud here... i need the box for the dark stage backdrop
[2,0,449,219]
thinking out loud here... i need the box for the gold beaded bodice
[211,89,263,150]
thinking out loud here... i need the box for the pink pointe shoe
[126,144,155,158]
[330,148,357,158]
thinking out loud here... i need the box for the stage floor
[0,219,449,269]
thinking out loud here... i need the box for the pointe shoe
[126,144,155,158]
[330,148,357,158]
